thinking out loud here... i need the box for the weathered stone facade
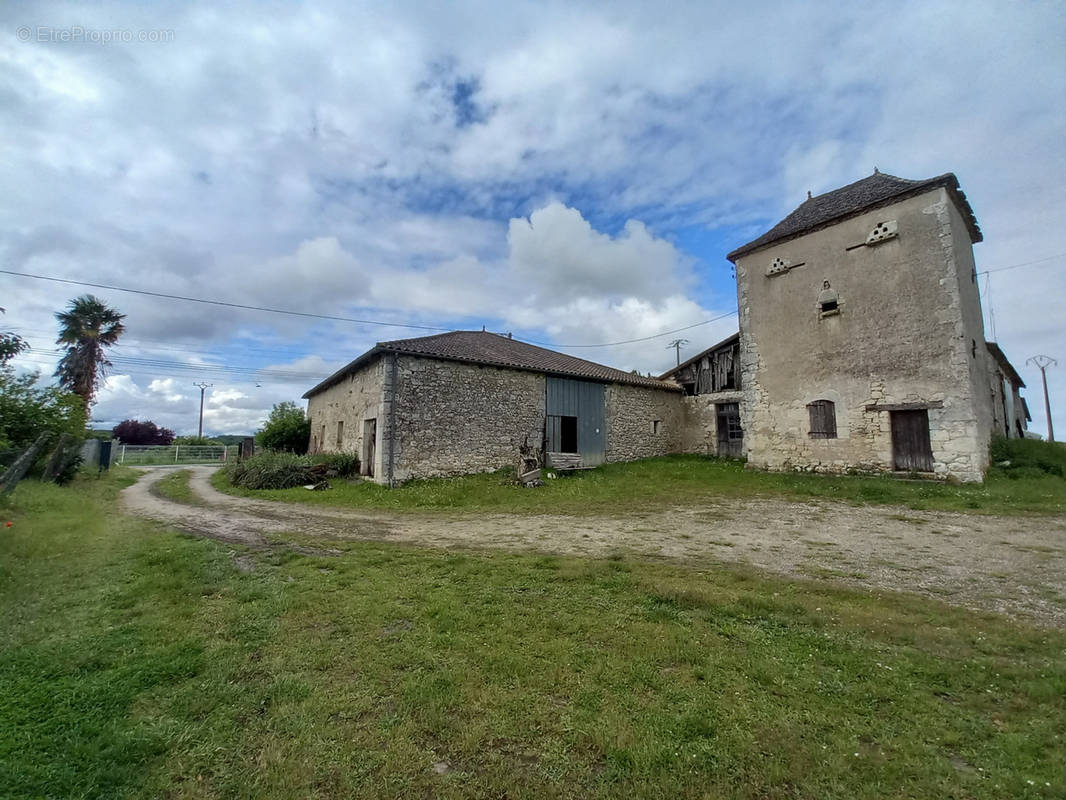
[604,384,683,461]
[733,186,991,481]
[679,391,744,455]
[306,357,385,476]
[307,344,681,484]
[388,355,546,481]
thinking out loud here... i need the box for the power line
[0,269,452,333]
[19,349,329,381]
[520,311,738,348]
[5,249,1063,355]
[977,252,1066,276]
[13,355,318,386]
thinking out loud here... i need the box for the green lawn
[215,454,1066,516]
[2,471,1064,798]
[151,468,200,505]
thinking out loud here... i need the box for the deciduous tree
[255,401,310,454]
[112,419,175,446]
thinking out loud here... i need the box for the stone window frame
[651,419,662,435]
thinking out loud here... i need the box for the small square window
[652,420,661,435]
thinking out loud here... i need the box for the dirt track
[122,466,1066,627]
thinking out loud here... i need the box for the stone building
[303,169,1027,485]
[986,342,1030,440]
[724,170,1026,482]
[303,330,682,484]
[659,333,745,458]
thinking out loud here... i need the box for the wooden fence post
[41,433,77,483]
[0,432,54,494]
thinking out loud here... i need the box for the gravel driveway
[123,466,1066,627]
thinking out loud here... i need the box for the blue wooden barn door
[546,377,606,466]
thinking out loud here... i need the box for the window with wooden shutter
[807,400,837,439]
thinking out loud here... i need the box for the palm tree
[54,295,126,406]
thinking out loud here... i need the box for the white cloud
[508,203,690,301]
[0,0,1063,433]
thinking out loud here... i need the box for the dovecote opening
[866,219,898,245]
[766,256,806,277]
[817,280,841,318]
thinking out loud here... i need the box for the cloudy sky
[2,1,1064,437]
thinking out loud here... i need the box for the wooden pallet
[545,452,591,471]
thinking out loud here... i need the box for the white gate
[116,444,236,465]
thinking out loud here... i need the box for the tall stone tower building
[726,171,995,482]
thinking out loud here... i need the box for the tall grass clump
[223,451,359,490]
[989,436,1066,479]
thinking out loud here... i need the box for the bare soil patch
[122,466,1066,626]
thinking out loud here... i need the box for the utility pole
[193,382,213,439]
[666,338,689,366]
[1026,356,1057,442]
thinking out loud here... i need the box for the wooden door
[362,418,376,477]
[890,410,933,472]
[716,403,743,459]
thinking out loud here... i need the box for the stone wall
[604,384,683,462]
[389,356,546,481]
[735,187,988,481]
[306,357,385,476]
[680,391,744,455]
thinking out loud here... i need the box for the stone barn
[725,169,1026,482]
[660,333,745,459]
[303,330,682,484]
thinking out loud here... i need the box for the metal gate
[545,377,605,466]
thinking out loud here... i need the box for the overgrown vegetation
[214,453,1066,516]
[989,436,1066,479]
[2,471,1063,798]
[0,367,87,453]
[222,451,359,490]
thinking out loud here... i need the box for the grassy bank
[214,454,1066,516]
[2,472,1064,798]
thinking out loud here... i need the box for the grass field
[151,468,200,505]
[2,471,1063,798]
[215,454,1066,516]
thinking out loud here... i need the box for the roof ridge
[805,170,913,203]
[727,170,978,262]
[306,329,680,398]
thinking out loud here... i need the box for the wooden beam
[864,401,944,412]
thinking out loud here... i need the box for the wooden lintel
[864,401,945,412]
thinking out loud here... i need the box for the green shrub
[989,436,1066,478]
[223,451,360,490]
[315,452,360,477]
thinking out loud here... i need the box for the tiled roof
[303,330,680,397]
[727,171,982,262]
